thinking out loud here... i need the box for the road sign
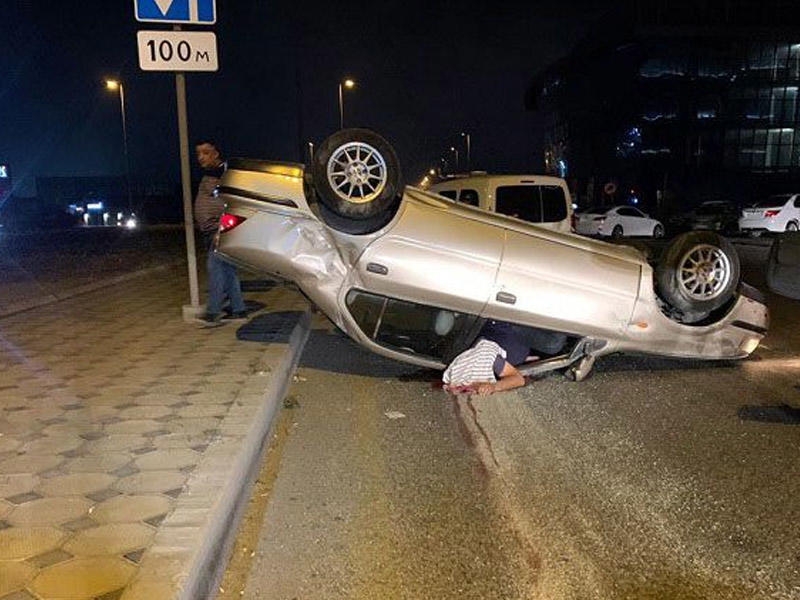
[137,31,218,72]
[134,0,216,25]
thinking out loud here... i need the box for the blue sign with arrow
[134,0,216,25]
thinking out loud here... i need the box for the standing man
[194,139,248,326]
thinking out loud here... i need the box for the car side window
[496,186,543,222]
[794,196,800,208]
[438,190,457,200]
[458,189,480,206]
[345,289,478,361]
[540,185,568,221]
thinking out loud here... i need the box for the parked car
[215,129,767,382]
[739,194,800,236]
[685,201,740,235]
[429,173,572,233]
[573,205,664,239]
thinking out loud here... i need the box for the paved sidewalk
[0,263,310,599]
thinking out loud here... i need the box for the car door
[353,195,505,317]
[615,206,638,235]
[487,225,641,337]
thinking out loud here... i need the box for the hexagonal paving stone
[0,527,65,560]
[21,436,83,455]
[133,449,199,471]
[0,436,23,453]
[62,453,131,474]
[0,474,40,499]
[114,471,187,495]
[151,433,212,449]
[84,435,148,455]
[175,404,229,418]
[64,523,155,556]
[5,407,64,424]
[7,497,93,527]
[0,454,63,475]
[37,473,116,497]
[105,420,172,436]
[169,418,222,436]
[31,556,135,599]
[118,406,172,421]
[91,494,172,524]
[0,560,37,597]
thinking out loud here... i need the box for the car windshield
[752,195,790,208]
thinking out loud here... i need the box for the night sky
[2,1,609,197]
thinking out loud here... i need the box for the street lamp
[338,78,355,129]
[449,146,459,173]
[104,79,132,212]
[461,132,471,172]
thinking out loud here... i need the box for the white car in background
[739,194,800,236]
[574,205,664,239]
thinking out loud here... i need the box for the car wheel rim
[327,142,388,204]
[678,244,731,301]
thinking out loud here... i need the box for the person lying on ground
[442,319,556,395]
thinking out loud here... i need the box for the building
[526,0,800,217]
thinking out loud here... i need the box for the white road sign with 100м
[137,31,218,72]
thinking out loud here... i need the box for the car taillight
[219,213,246,233]
[764,209,780,218]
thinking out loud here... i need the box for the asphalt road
[228,237,800,600]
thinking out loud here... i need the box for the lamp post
[461,132,471,172]
[338,78,355,129]
[449,146,459,173]
[105,79,132,212]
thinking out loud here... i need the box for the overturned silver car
[215,129,768,381]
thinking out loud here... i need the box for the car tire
[611,225,624,239]
[310,128,403,227]
[656,231,740,320]
[786,221,799,232]
[653,224,665,238]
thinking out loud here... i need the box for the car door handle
[496,291,516,305]
[366,262,388,275]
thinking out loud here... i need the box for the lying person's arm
[475,361,525,395]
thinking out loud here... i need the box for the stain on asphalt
[738,404,800,424]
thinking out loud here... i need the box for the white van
[429,173,573,233]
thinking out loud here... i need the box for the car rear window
[437,190,457,200]
[754,195,790,208]
[495,185,567,224]
[696,204,729,215]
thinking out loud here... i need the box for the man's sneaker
[197,313,225,328]
[222,311,248,322]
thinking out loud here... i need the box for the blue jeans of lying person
[205,235,246,317]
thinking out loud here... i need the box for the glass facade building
[526,0,800,216]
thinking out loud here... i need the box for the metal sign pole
[176,67,200,315]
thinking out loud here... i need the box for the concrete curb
[0,262,184,318]
[179,308,313,600]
